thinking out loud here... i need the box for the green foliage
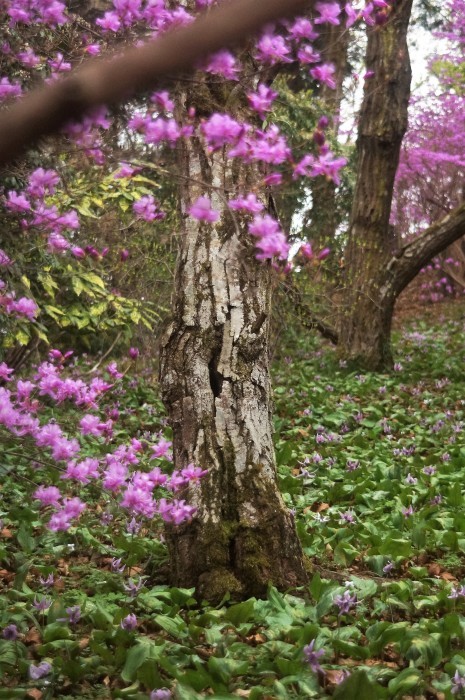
[2,307,465,697]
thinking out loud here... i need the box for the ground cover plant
[2,302,465,698]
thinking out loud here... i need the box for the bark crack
[208,352,224,398]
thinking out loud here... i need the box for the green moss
[198,567,243,604]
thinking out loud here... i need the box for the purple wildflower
[29,662,52,680]
[303,639,325,673]
[2,624,18,640]
[334,589,357,614]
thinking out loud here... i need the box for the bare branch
[391,201,465,296]
[282,281,339,344]
[0,0,310,167]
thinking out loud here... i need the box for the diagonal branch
[390,201,465,297]
[282,281,339,344]
[0,0,310,167]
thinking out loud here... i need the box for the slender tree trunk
[159,81,306,602]
[338,0,413,370]
[308,3,349,248]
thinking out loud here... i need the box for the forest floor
[2,298,465,699]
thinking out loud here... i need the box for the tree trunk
[308,3,349,248]
[159,83,306,602]
[338,0,413,370]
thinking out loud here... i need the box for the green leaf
[224,599,256,626]
[388,668,422,697]
[153,614,186,639]
[43,623,70,643]
[16,524,35,553]
[71,276,84,296]
[403,635,443,668]
[333,670,381,699]
[121,642,151,683]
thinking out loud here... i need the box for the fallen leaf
[24,628,41,644]
[440,571,458,582]
[428,563,442,576]
[26,690,42,700]
[79,637,90,649]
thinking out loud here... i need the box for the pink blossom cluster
[130,114,193,146]
[133,195,166,222]
[6,0,67,27]
[96,0,194,34]
[248,214,290,262]
[62,106,111,164]
[0,353,207,532]
[4,167,80,258]
[0,291,39,320]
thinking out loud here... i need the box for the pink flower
[34,485,62,507]
[314,2,341,25]
[310,63,337,89]
[0,362,14,381]
[113,163,137,178]
[228,194,264,213]
[71,246,86,259]
[255,34,291,65]
[10,297,39,319]
[48,511,72,532]
[17,48,40,67]
[62,497,86,518]
[298,45,321,64]
[202,113,245,150]
[47,232,70,253]
[300,243,313,259]
[51,437,80,461]
[248,215,290,262]
[84,44,100,55]
[203,50,239,80]
[0,249,11,267]
[5,191,31,212]
[255,232,290,261]
[103,463,127,492]
[0,77,22,100]
[133,195,165,222]
[150,439,172,459]
[288,18,319,41]
[151,91,175,112]
[263,172,283,186]
[181,464,208,481]
[63,458,99,484]
[80,414,102,436]
[247,84,278,118]
[188,197,220,223]
[96,11,121,31]
[248,214,281,238]
[345,3,360,27]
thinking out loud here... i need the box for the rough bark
[159,81,306,602]
[338,0,413,370]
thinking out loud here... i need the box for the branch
[390,201,465,296]
[282,281,339,344]
[0,0,310,167]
